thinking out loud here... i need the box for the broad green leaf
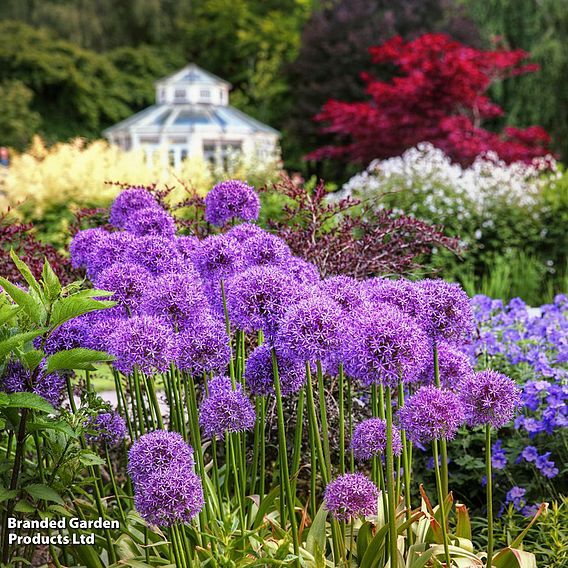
[0,278,47,324]
[50,296,115,329]
[41,259,61,301]
[493,548,538,568]
[0,485,18,503]
[306,504,328,560]
[71,289,115,299]
[45,348,114,373]
[360,523,389,568]
[78,450,106,466]
[14,500,37,513]
[0,392,55,414]
[28,419,78,438]
[25,484,64,505]
[455,503,472,540]
[0,302,19,326]
[10,250,43,298]
[74,541,105,568]
[20,349,45,371]
[356,521,373,561]
[0,329,47,358]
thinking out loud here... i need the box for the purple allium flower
[134,465,204,526]
[226,266,302,337]
[350,418,402,461]
[420,342,474,388]
[320,276,366,314]
[226,222,267,242]
[276,293,344,365]
[324,473,379,521]
[82,306,128,352]
[175,318,230,376]
[1,360,65,408]
[127,430,194,486]
[244,343,306,397]
[127,235,184,275]
[242,232,291,268]
[124,207,177,239]
[109,188,161,229]
[521,446,538,463]
[460,370,521,429]
[417,279,474,343]
[192,234,245,282]
[287,257,321,287]
[94,262,152,312]
[342,304,430,387]
[363,278,427,323]
[141,272,208,328]
[43,319,88,355]
[204,180,260,226]
[199,376,255,439]
[69,228,108,269]
[86,411,127,446]
[176,235,201,262]
[86,231,138,279]
[398,386,465,444]
[110,315,175,374]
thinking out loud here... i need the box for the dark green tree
[0,80,41,150]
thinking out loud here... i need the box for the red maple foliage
[308,33,552,166]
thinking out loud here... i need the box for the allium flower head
[205,180,260,226]
[199,376,255,439]
[176,235,201,262]
[127,235,185,275]
[343,303,430,387]
[226,223,267,242]
[324,473,379,521]
[417,279,474,343]
[244,343,306,397]
[109,188,161,229]
[141,272,208,327]
[175,318,230,375]
[242,232,291,268]
[110,315,175,374]
[276,293,344,365]
[82,306,128,352]
[320,275,366,314]
[134,465,204,526]
[43,318,88,355]
[363,277,427,323]
[124,207,177,239]
[94,262,152,312]
[351,418,402,461]
[226,265,302,336]
[127,430,194,486]
[86,231,137,279]
[86,411,127,446]
[398,385,465,444]
[420,342,474,388]
[460,370,521,429]
[192,234,245,282]
[70,228,108,269]
[288,257,321,287]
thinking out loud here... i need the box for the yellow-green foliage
[1,137,281,247]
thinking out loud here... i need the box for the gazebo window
[203,140,242,167]
[174,89,187,102]
[200,89,211,99]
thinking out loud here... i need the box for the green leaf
[50,296,115,329]
[10,250,43,298]
[0,278,47,324]
[306,504,328,561]
[0,485,18,503]
[25,484,64,505]
[0,302,19,326]
[45,348,114,373]
[0,392,55,414]
[0,329,47,359]
[71,288,115,299]
[455,503,472,540]
[14,500,37,513]
[78,450,106,466]
[360,524,389,568]
[20,349,45,371]
[356,521,373,561]
[493,548,537,568]
[41,259,62,301]
[28,419,78,438]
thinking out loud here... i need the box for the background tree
[0,80,41,150]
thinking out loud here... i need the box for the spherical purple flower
[276,293,344,365]
[205,180,260,226]
[324,473,379,521]
[134,464,204,526]
[226,265,302,336]
[199,376,255,439]
[320,275,366,314]
[110,315,175,374]
[175,318,230,375]
[460,370,521,429]
[287,257,321,287]
[351,418,402,461]
[192,234,245,282]
[109,188,161,229]
[69,228,108,269]
[81,306,128,352]
[141,272,209,328]
[124,207,177,239]
[176,235,201,262]
[420,342,474,389]
[86,411,127,446]
[244,343,306,397]
[226,223,267,242]
[126,235,185,275]
[398,386,465,444]
[363,278,427,323]
[43,318,88,355]
[87,231,138,279]
[342,304,430,387]
[127,430,194,486]
[242,232,291,268]
[417,279,474,343]
[94,262,152,312]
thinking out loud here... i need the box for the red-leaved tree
[307,33,552,165]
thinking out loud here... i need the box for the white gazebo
[103,64,280,169]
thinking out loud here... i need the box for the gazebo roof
[154,63,231,87]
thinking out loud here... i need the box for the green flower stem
[433,344,449,497]
[132,368,147,435]
[371,384,380,487]
[146,375,163,430]
[316,361,332,482]
[338,363,346,475]
[306,384,318,518]
[397,381,413,546]
[305,364,328,485]
[85,369,91,392]
[142,374,157,430]
[486,424,494,565]
[220,279,236,386]
[114,371,134,440]
[291,389,305,495]
[104,444,126,524]
[385,386,399,568]
[432,438,451,568]
[347,375,355,473]
[259,397,266,506]
[230,432,247,538]
[125,373,140,437]
[271,348,299,563]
